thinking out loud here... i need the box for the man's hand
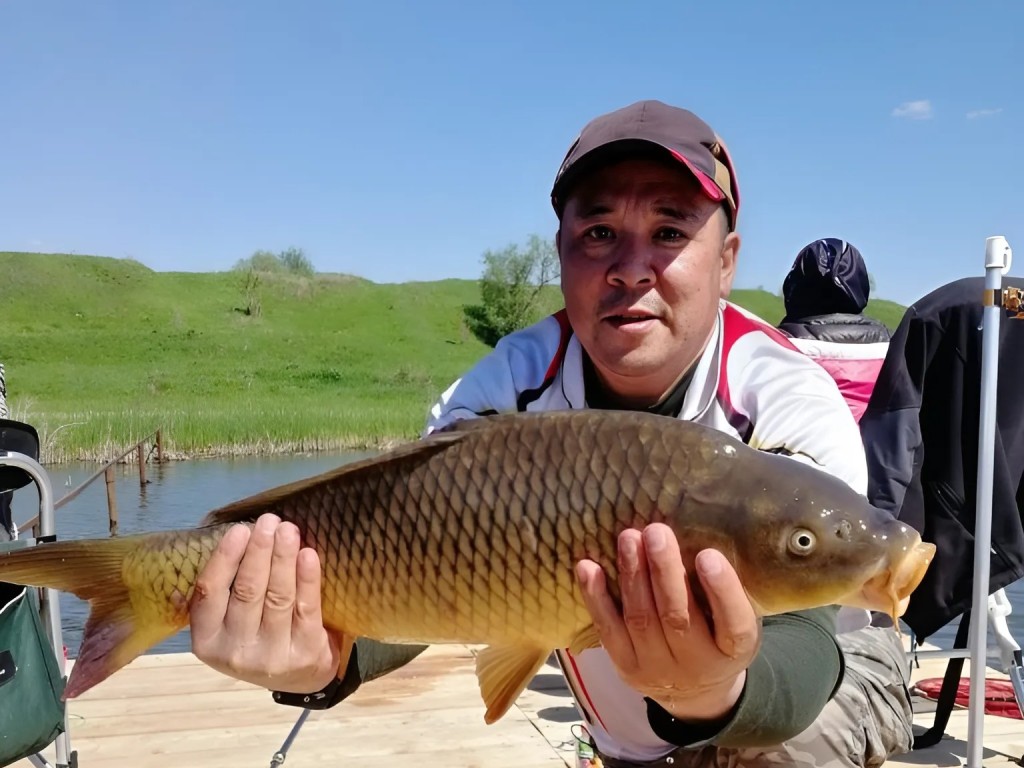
[189,513,343,694]
[576,523,761,723]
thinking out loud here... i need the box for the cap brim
[552,139,727,214]
[666,148,726,204]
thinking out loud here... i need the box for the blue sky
[1,1,1020,306]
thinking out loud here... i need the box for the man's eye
[584,226,613,240]
[656,228,686,241]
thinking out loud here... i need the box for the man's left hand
[576,523,761,723]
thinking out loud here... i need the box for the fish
[0,409,935,724]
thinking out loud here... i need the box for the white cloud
[892,100,933,120]
[966,107,1003,119]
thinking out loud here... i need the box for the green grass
[0,251,907,464]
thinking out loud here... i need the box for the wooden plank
[11,646,570,768]
[11,639,1023,768]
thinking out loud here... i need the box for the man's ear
[719,229,740,298]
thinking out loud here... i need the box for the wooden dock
[12,643,1023,768]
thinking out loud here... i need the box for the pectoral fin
[333,631,355,678]
[475,645,550,724]
[568,623,602,655]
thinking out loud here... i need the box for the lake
[7,451,1024,665]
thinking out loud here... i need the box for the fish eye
[788,528,816,556]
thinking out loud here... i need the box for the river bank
[14,402,427,465]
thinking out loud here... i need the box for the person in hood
[778,238,891,422]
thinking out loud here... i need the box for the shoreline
[39,433,410,467]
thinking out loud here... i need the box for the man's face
[556,155,740,406]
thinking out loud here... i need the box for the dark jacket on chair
[859,276,1024,641]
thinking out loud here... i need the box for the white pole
[967,235,1013,768]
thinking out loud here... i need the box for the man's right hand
[189,512,343,694]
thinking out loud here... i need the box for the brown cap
[550,100,740,229]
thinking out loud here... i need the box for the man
[778,238,892,423]
[189,100,914,767]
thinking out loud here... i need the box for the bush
[463,235,561,347]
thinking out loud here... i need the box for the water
[6,453,1024,664]
[8,450,378,655]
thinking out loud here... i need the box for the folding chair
[0,418,77,768]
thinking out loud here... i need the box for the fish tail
[0,536,184,699]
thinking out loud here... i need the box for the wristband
[272,646,362,710]
[272,674,351,710]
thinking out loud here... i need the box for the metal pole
[966,235,1013,768]
[269,709,313,767]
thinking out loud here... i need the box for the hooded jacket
[778,239,891,422]
[859,276,1024,640]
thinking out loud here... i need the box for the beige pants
[590,625,915,768]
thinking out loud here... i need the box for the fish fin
[334,630,355,678]
[0,537,185,698]
[567,623,602,655]
[475,644,550,725]
[67,597,181,698]
[200,431,466,527]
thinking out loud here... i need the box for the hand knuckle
[659,609,691,632]
[231,579,262,603]
[622,610,650,632]
[264,589,293,612]
[293,597,319,621]
[192,573,218,599]
[224,650,249,676]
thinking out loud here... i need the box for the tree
[463,235,561,347]
[233,249,283,273]
[233,247,315,276]
[279,247,315,277]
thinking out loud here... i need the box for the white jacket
[424,299,869,762]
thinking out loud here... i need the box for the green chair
[0,419,76,768]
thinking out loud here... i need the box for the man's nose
[608,234,655,287]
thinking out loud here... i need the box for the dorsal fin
[198,430,466,527]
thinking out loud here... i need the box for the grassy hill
[0,252,906,464]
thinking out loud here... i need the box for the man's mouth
[604,311,658,329]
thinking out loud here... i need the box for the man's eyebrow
[576,203,612,220]
[652,201,700,222]
[571,198,701,222]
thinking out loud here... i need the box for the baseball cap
[550,100,740,230]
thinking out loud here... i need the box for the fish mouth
[841,541,937,621]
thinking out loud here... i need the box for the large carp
[0,410,934,723]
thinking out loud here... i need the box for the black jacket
[778,313,892,344]
[859,276,1024,640]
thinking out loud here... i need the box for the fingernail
[643,526,666,554]
[257,515,280,533]
[697,550,723,578]
[575,563,590,587]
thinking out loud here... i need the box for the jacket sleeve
[660,328,863,746]
[424,315,565,434]
[647,606,843,748]
[859,308,940,515]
